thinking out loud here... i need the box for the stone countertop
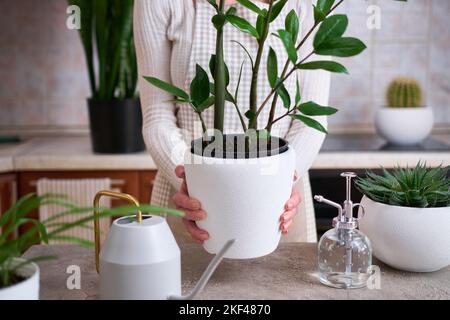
[24,244,450,300]
[0,135,449,173]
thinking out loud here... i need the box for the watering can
[93,190,235,300]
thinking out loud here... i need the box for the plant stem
[214,0,226,132]
[248,0,275,129]
[262,0,345,132]
[232,102,248,132]
[197,112,208,133]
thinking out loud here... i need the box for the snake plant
[145,0,407,138]
[68,0,137,101]
[355,163,450,208]
[0,193,183,289]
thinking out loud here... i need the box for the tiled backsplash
[0,0,449,135]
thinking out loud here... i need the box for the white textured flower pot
[0,259,39,300]
[184,143,295,259]
[375,107,433,146]
[359,196,450,272]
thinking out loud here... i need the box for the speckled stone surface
[24,244,450,300]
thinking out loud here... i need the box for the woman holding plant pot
[134,0,330,244]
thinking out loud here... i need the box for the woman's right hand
[173,165,210,244]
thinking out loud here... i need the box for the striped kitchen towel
[37,178,112,244]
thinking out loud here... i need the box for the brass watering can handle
[93,190,142,273]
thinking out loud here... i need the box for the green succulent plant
[386,77,423,108]
[355,163,450,208]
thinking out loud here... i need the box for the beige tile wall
[0,0,448,134]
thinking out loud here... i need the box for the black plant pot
[88,98,145,154]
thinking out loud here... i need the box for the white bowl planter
[0,258,39,300]
[374,107,433,146]
[185,138,295,259]
[359,196,450,272]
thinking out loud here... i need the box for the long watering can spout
[168,239,235,300]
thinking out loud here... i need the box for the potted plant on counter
[0,193,182,300]
[356,163,450,272]
[69,0,145,154]
[144,0,404,259]
[375,77,433,146]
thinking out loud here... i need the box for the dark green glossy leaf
[212,14,226,29]
[209,54,230,86]
[197,96,215,112]
[317,0,335,16]
[245,110,256,122]
[291,114,328,134]
[298,101,338,116]
[226,6,237,16]
[277,29,298,64]
[190,64,211,107]
[313,14,348,49]
[269,0,288,22]
[225,15,260,39]
[313,5,326,23]
[144,76,189,101]
[277,82,291,109]
[297,60,348,73]
[267,47,278,88]
[285,10,299,43]
[206,0,219,11]
[295,77,301,106]
[256,14,266,40]
[237,0,266,16]
[315,37,367,57]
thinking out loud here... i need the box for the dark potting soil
[0,274,26,289]
[190,134,289,159]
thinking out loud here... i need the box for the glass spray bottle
[314,172,372,289]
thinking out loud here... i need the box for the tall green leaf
[267,47,278,88]
[237,0,267,16]
[93,0,108,100]
[190,64,211,108]
[315,37,367,57]
[297,60,348,73]
[285,10,299,43]
[313,14,348,49]
[298,101,338,116]
[144,77,190,101]
[225,15,260,39]
[269,0,288,22]
[209,55,230,86]
[291,114,328,133]
[277,83,291,109]
[277,30,298,64]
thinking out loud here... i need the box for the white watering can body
[94,191,234,300]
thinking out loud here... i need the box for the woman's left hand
[280,171,301,234]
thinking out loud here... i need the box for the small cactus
[386,77,423,108]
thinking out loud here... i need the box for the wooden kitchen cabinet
[17,170,157,233]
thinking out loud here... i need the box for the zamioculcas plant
[145,0,405,138]
[142,0,408,259]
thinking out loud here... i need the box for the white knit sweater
[134,0,331,242]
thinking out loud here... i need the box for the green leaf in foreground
[291,114,328,134]
[297,60,348,74]
[144,76,189,101]
[315,37,367,57]
[313,14,348,49]
[277,30,298,64]
[267,47,278,88]
[225,15,260,39]
[190,64,211,108]
[298,101,338,116]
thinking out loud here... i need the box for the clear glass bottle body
[318,228,372,289]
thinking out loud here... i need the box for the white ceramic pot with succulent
[144,0,373,258]
[356,164,450,272]
[375,77,433,146]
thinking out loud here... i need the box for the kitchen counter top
[25,244,450,300]
[0,135,449,173]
